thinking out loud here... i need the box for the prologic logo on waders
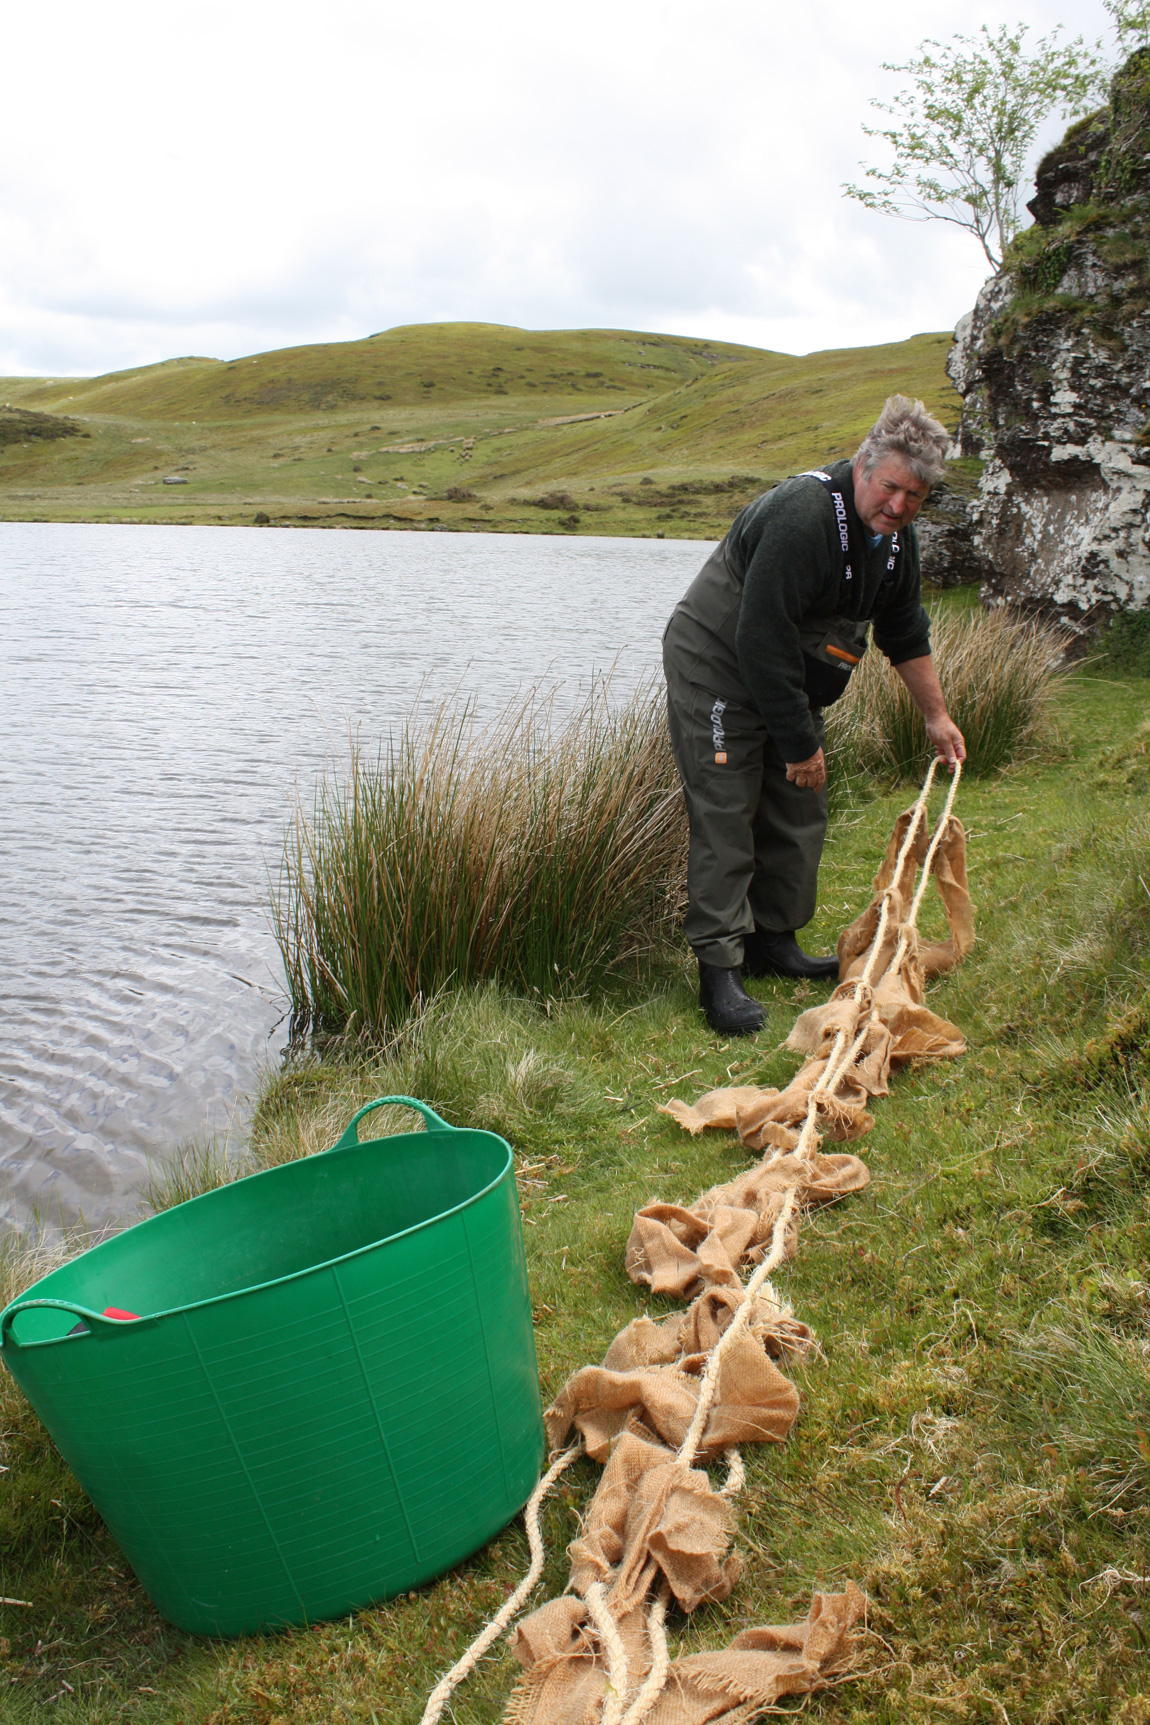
[711,697,727,764]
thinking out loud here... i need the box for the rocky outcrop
[947,51,1150,636]
[916,482,996,589]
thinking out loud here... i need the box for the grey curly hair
[854,394,950,486]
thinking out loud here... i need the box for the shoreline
[0,505,718,537]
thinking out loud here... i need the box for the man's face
[852,454,930,534]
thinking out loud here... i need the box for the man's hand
[924,712,966,771]
[894,655,967,773]
[785,746,827,791]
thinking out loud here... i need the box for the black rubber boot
[742,928,839,982]
[698,962,767,1036]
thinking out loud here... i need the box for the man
[662,394,966,1037]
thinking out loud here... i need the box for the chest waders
[662,471,903,970]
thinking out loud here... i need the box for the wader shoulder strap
[797,469,901,592]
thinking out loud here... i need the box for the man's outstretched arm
[893,654,966,769]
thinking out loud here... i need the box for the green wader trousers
[663,650,828,970]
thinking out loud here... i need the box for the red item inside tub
[68,1306,142,1335]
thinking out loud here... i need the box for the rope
[719,1447,745,1499]
[614,754,962,1725]
[908,759,963,925]
[676,1186,800,1467]
[617,1583,671,1725]
[611,1451,744,1725]
[792,755,948,1162]
[848,760,964,1073]
[419,1442,582,1725]
[585,1579,632,1725]
[858,755,939,989]
[605,1180,797,1725]
[424,756,964,1725]
[885,760,965,983]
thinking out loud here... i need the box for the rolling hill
[0,321,963,538]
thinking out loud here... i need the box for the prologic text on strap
[799,469,900,587]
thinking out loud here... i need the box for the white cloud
[0,0,1116,374]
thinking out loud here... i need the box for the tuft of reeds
[271,679,688,1042]
[826,607,1065,785]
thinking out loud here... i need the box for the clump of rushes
[827,607,1065,786]
[272,679,688,1041]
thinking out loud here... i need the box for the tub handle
[1,1299,150,1350]
[331,1095,452,1151]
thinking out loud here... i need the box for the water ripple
[0,522,712,1234]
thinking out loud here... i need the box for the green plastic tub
[0,1097,545,1636]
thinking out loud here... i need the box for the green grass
[7,669,1150,1721]
[0,322,961,538]
[1099,609,1150,678]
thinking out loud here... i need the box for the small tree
[843,24,1108,270]
[1106,0,1150,50]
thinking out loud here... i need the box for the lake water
[0,523,713,1237]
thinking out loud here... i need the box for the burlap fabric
[625,1151,868,1299]
[604,1287,816,1369]
[508,1582,866,1725]
[495,801,971,1725]
[546,1330,799,1463]
[657,815,972,1160]
[508,1431,866,1725]
[838,811,973,981]
[658,1068,882,1150]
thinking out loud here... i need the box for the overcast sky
[0,0,1120,377]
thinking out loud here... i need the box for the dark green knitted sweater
[667,459,931,761]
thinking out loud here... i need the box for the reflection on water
[0,522,713,1234]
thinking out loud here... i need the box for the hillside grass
[0,322,961,538]
[4,634,1150,1720]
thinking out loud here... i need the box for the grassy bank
[0,322,962,537]
[4,665,1150,1721]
